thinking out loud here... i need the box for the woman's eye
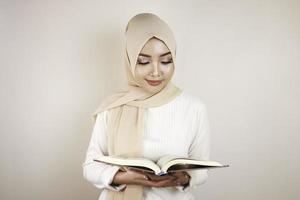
[161,60,173,65]
[137,59,150,65]
[137,61,150,65]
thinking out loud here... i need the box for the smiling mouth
[145,79,163,86]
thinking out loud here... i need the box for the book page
[156,155,194,168]
[93,155,161,174]
[156,155,225,174]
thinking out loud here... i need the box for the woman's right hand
[112,168,176,187]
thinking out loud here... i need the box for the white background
[0,0,299,199]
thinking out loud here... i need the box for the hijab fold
[91,13,182,200]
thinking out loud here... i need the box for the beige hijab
[92,13,182,200]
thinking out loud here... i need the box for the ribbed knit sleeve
[82,111,126,191]
[175,103,210,192]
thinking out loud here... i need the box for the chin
[145,85,165,94]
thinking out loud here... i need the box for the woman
[82,13,210,200]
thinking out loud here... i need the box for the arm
[83,111,177,189]
[176,104,210,192]
[82,111,126,191]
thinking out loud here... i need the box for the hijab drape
[91,13,182,200]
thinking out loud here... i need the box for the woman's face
[134,37,174,94]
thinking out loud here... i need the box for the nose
[151,62,159,76]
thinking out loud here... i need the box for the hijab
[91,13,182,200]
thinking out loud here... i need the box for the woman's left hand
[147,171,190,187]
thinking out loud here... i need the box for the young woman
[82,13,210,200]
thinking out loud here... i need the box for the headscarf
[91,13,182,200]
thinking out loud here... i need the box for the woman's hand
[145,171,190,187]
[167,171,191,186]
[112,168,190,188]
[112,168,176,187]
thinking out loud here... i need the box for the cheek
[162,65,174,78]
[135,67,149,80]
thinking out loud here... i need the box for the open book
[93,155,229,176]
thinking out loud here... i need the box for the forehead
[139,37,171,56]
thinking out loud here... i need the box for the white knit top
[82,91,210,200]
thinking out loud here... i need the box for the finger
[126,170,150,181]
[166,180,183,187]
[170,176,189,187]
[136,177,174,187]
[135,179,161,187]
[127,168,165,180]
[133,174,179,187]
[171,172,187,180]
[147,175,175,181]
[151,178,177,187]
[158,178,185,187]
[127,168,148,174]
[169,171,184,177]
[127,168,150,176]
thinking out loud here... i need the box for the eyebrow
[138,52,171,57]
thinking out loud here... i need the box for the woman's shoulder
[178,91,208,112]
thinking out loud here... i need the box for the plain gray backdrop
[0,0,299,199]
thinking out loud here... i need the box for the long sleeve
[82,111,126,191]
[176,104,210,192]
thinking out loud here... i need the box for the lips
[145,79,163,86]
